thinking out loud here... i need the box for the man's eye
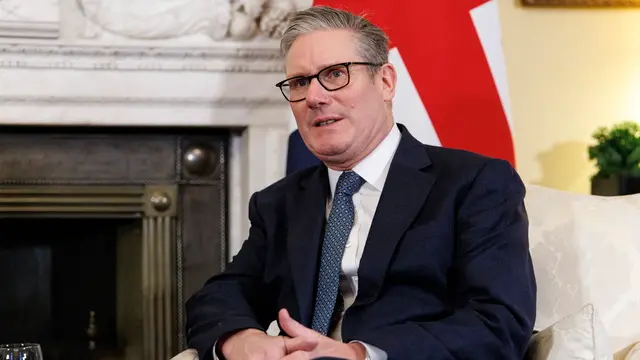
[292,78,309,88]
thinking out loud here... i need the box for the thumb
[278,308,316,338]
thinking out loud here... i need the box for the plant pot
[591,174,640,196]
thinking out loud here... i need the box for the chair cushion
[525,184,640,352]
[525,303,612,360]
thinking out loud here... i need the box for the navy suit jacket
[185,124,537,360]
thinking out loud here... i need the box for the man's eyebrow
[285,62,341,79]
[284,71,309,78]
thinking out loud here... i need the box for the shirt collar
[328,123,401,196]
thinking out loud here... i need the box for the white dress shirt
[214,124,401,360]
[326,124,401,360]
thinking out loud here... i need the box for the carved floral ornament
[76,0,312,41]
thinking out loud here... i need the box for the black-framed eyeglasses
[275,62,384,102]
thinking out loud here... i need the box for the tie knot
[336,171,365,196]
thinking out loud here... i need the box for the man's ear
[380,63,397,103]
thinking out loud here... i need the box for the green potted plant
[588,121,640,196]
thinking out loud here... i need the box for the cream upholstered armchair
[524,184,640,360]
[172,184,640,360]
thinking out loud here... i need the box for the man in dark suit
[185,5,536,360]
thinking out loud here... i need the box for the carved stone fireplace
[0,0,305,359]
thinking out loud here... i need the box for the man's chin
[310,144,349,160]
[311,149,359,170]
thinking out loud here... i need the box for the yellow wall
[498,1,640,194]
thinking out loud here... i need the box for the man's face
[284,29,396,169]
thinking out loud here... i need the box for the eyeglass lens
[281,64,350,102]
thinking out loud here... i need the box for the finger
[280,350,312,360]
[283,335,318,354]
[279,308,315,338]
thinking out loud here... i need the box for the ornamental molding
[0,20,59,39]
[0,0,60,39]
[0,95,284,107]
[0,43,284,73]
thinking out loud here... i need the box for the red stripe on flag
[312,1,515,166]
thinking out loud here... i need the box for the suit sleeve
[185,192,276,360]
[354,159,537,360]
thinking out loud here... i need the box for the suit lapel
[286,166,329,326]
[355,127,435,306]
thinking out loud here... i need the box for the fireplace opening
[0,125,229,359]
[0,217,144,360]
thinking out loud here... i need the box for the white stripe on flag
[389,48,441,147]
[470,0,513,133]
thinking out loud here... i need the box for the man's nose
[305,78,330,107]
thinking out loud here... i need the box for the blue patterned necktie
[311,170,365,335]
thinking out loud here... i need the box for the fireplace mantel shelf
[0,42,285,72]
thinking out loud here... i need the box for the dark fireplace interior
[0,218,134,359]
[0,125,229,360]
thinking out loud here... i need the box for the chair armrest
[170,349,199,360]
[615,342,640,360]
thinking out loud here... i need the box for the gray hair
[280,6,389,69]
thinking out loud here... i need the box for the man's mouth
[316,119,339,127]
[313,117,342,127]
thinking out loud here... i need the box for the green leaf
[627,146,640,166]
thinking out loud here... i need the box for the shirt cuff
[212,341,220,360]
[350,340,387,360]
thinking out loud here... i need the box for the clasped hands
[219,309,366,360]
